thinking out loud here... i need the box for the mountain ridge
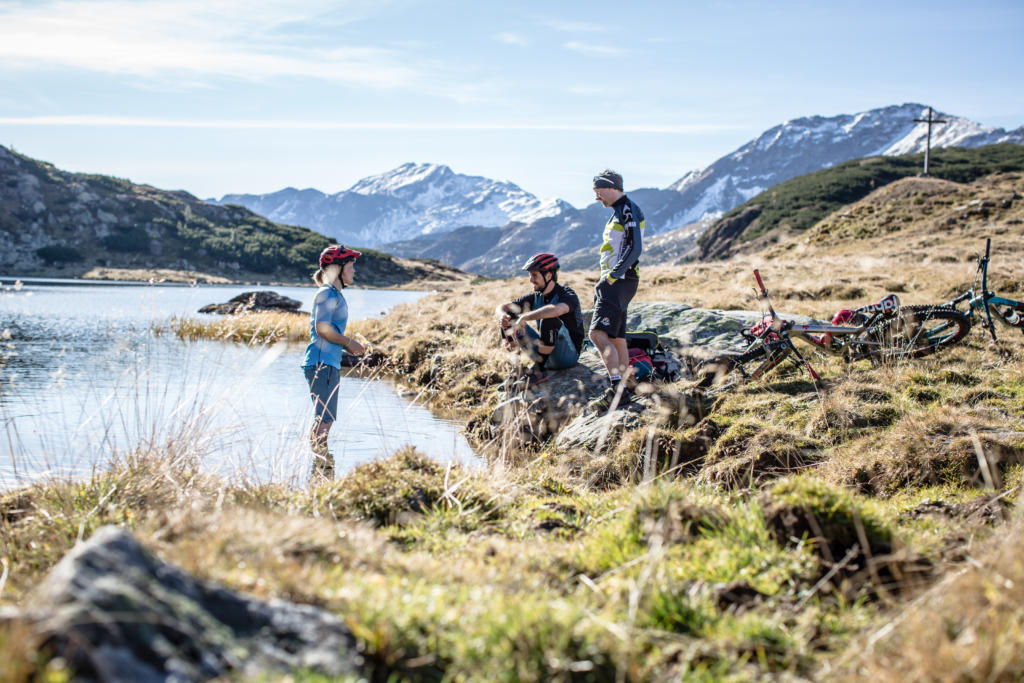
[665,103,1024,225]
[380,104,1023,274]
[212,162,568,246]
[0,145,467,287]
[695,143,1024,260]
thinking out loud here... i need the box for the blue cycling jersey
[302,285,348,369]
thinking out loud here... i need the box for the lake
[0,277,479,489]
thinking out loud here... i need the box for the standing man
[496,253,585,386]
[589,169,644,411]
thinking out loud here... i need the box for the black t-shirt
[512,283,585,352]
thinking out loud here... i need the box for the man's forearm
[520,304,568,321]
[497,302,523,318]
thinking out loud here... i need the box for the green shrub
[81,173,133,193]
[714,143,1024,244]
[35,245,83,263]
[102,226,150,253]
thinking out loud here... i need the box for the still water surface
[0,278,478,489]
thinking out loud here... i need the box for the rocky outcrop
[0,144,472,287]
[553,400,647,451]
[199,290,303,314]
[6,526,362,681]
[488,349,611,449]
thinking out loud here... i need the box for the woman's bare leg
[310,419,335,479]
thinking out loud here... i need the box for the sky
[0,0,1022,208]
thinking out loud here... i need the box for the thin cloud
[563,41,624,58]
[567,85,616,96]
[542,19,605,33]
[0,0,416,88]
[494,32,529,46]
[0,115,745,134]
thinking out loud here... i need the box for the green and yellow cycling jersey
[599,194,644,281]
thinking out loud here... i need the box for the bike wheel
[695,341,788,392]
[863,305,971,361]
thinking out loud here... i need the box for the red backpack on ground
[628,347,654,381]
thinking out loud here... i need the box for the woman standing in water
[303,245,365,479]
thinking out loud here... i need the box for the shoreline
[1,265,482,291]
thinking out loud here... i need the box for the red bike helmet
[319,245,361,269]
[522,253,559,272]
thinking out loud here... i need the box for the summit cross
[913,106,948,176]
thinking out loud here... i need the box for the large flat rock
[618,302,823,355]
[492,302,822,450]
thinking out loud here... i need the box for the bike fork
[781,333,822,383]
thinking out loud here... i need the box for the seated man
[495,253,585,386]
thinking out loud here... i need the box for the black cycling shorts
[590,277,638,339]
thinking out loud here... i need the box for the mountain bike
[697,270,972,392]
[944,238,1024,341]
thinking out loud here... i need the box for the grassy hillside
[2,170,1024,680]
[697,143,1024,259]
[0,145,467,287]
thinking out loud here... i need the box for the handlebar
[752,268,781,326]
[746,267,821,383]
[753,269,767,294]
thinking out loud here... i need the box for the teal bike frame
[946,238,1024,341]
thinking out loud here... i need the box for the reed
[158,310,308,344]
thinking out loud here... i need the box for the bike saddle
[855,293,901,316]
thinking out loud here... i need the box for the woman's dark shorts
[590,277,639,339]
[304,363,340,424]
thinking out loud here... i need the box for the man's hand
[501,327,519,351]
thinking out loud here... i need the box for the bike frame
[706,272,959,394]
[947,238,1024,341]
[744,270,891,383]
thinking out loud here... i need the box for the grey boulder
[15,525,362,682]
[198,290,302,315]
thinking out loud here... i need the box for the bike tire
[862,305,971,361]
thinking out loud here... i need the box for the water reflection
[0,279,479,488]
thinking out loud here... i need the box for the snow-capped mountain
[383,104,1023,275]
[212,163,567,246]
[213,104,1022,274]
[661,103,1024,228]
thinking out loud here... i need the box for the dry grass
[305,172,1024,678]
[158,310,309,344]
[3,170,1024,680]
[836,508,1024,681]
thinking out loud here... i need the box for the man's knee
[538,318,561,346]
[590,328,607,344]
